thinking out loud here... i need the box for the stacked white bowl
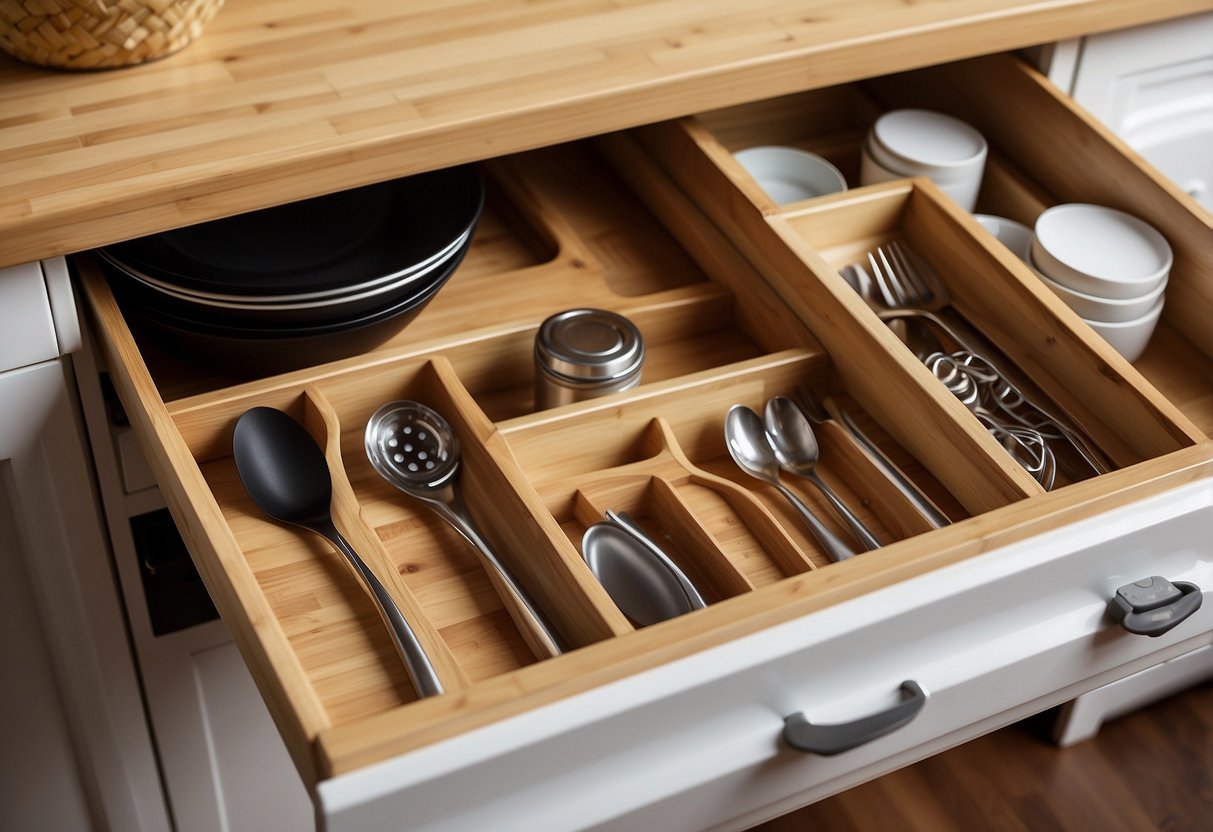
[1029,204,1171,362]
[859,109,988,211]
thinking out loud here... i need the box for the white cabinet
[0,261,169,832]
[1040,11,1213,211]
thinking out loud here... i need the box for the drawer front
[317,477,1213,832]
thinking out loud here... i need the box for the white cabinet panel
[0,460,94,832]
[1066,11,1213,210]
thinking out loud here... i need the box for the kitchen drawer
[79,53,1213,830]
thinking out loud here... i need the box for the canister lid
[535,308,644,381]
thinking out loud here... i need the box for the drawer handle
[782,680,926,756]
[1109,577,1203,638]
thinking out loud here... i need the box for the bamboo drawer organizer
[82,53,1213,787]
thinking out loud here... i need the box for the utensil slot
[780,185,1196,480]
[173,358,631,723]
[505,355,968,570]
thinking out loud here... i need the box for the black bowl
[100,165,484,299]
[101,229,472,331]
[116,240,468,376]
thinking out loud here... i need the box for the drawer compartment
[79,51,1213,824]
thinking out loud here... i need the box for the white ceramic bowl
[1033,258,1168,322]
[860,109,987,211]
[975,214,1033,262]
[734,145,847,205]
[1031,203,1171,300]
[1081,295,1164,362]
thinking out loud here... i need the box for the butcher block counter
[2,0,1212,268]
[6,2,1213,831]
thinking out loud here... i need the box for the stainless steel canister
[534,308,645,409]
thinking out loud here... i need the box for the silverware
[724,404,856,563]
[232,406,444,698]
[921,350,1058,489]
[365,400,565,659]
[763,395,881,550]
[793,385,949,529]
[853,241,1110,478]
[581,510,705,627]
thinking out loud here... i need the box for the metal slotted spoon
[365,400,564,659]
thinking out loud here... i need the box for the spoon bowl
[364,399,460,492]
[724,405,855,563]
[581,518,701,627]
[763,396,881,550]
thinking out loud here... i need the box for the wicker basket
[0,0,224,69]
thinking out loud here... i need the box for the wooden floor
[752,681,1213,831]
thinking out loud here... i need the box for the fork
[858,241,1111,478]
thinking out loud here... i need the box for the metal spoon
[724,404,855,563]
[581,512,705,627]
[364,400,564,659]
[231,406,443,698]
[763,396,882,551]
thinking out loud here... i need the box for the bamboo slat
[5,0,1213,267]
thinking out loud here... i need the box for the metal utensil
[232,406,444,698]
[581,511,705,627]
[607,511,706,610]
[724,404,855,563]
[863,242,1110,477]
[794,386,949,529]
[921,351,1058,489]
[763,395,881,550]
[364,400,564,659]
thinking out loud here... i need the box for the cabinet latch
[1108,576,1202,637]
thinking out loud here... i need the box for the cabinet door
[1068,11,1213,211]
[0,358,169,832]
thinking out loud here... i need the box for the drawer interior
[79,53,1212,790]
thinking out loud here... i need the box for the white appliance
[0,257,312,831]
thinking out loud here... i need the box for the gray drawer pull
[1109,577,1203,637]
[783,680,926,756]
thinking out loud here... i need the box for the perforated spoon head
[365,400,460,494]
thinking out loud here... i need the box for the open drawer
[79,53,1213,832]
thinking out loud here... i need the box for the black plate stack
[98,164,484,375]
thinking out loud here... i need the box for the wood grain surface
[5,0,1213,268]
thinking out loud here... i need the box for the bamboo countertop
[3,0,1211,270]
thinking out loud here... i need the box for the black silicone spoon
[232,406,443,698]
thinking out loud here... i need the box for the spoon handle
[323,523,445,698]
[833,406,950,529]
[807,471,882,551]
[774,483,856,563]
[433,499,566,660]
